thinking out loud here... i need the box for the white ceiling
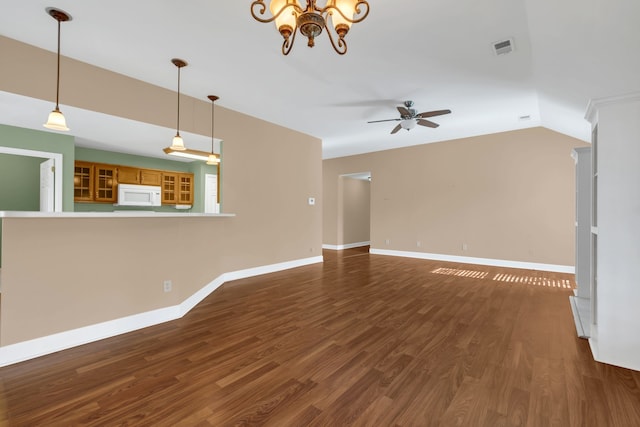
[0,1,638,160]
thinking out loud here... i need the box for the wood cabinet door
[178,173,194,205]
[74,161,94,202]
[141,169,162,186]
[162,172,178,204]
[94,164,117,203]
[117,166,140,184]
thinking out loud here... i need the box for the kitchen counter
[0,211,235,218]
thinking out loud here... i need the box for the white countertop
[0,211,236,218]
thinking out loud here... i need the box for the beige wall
[0,36,322,346]
[340,177,370,245]
[324,127,588,266]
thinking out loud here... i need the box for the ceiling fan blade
[391,123,402,134]
[417,109,451,118]
[397,106,412,117]
[368,118,401,123]
[417,119,439,128]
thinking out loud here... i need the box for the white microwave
[115,184,161,207]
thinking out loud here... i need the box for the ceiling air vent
[492,38,514,55]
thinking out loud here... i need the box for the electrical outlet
[462,243,468,251]
[163,280,172,292]
[385,239,390,245]
[308,197,315,205]
[417,241,421,247]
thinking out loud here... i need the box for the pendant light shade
[170,134,185,151]
[44,108,69,131]
[206,153,219,165]
[43,8,72,131]
[169,58,188,151]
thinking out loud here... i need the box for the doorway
[0,147,62,212]
[338,172,371,249]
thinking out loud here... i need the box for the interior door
[40,158,55,212]
[204,173,218,213]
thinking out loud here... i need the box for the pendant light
[43,7,72,131]
[206,95,220,165]
[169,58,188,151]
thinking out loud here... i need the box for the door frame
[0,147,63,212]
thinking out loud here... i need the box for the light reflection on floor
[431,267,574,289]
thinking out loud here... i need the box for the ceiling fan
[368,101,451,134]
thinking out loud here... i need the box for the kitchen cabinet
[116,166,139,184]
[117,167,162,186]
[75,161,193,205]
[94,164,117,203]
[141,169,162,186]
[162,172,194,205]
[73,162,116,203]
[74,161,93,201]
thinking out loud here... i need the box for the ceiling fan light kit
[43,7,72,132]
[251,0,370,55]
[368,101,452,135]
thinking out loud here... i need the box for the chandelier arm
[322,0,370,24]
[324,21,347,55]
[250,0,304,23]
[283,25,297,55]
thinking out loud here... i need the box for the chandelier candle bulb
[270,0,297,39]
[330,0,358,33]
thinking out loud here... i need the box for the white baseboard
[369,248,575,274]
[323,241,370,250]
[0,255,324,367]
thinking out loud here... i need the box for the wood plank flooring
[1,247,639,426]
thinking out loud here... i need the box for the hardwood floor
[1,248,639,426]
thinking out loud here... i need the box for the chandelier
[250,0,370,55]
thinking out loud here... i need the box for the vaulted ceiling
[0,1,638,159]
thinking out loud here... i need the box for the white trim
[0,255,323,367]
[585,91,640,124]
[569,296,589,338]
[369,248,575,273]
[223,256,323,281]
[322,241,370,250]
[0,147,63,212]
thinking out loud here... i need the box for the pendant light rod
[206,95,220,165]
[47,8,71,108]
[208,95,219,153]
[172,58,187,137]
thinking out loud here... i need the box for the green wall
[0,154,43,211]
[0,124,76,210]
[74,147,217,213]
